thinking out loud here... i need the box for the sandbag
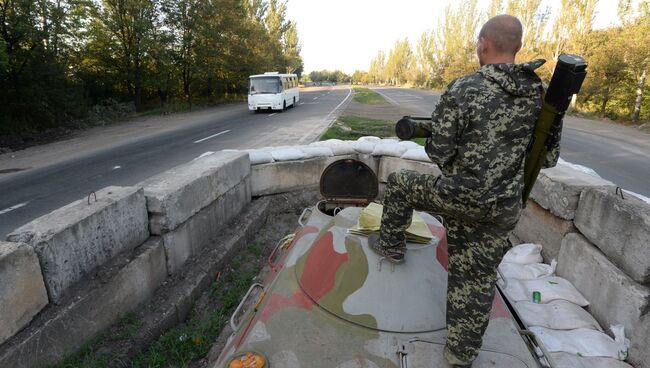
[371,143,408,157]
[514,300,601,331]
[549,352,634,368]
[398,140,421,150]
[329,142,357,155]
[400,147,431,162]
[354,140,377,154]
[379,138,399,144]
[300,146,334,158]
[269,147,305,161]
[498,260,556,280]
[530,325,629,360]
[246,150,274,165]
[358,136,381,142]
[309,139,343,147]
[502,243,543,264]
[503,276,589,306]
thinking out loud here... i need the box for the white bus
[248,72,299,112]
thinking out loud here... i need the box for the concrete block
[629,313,650,368]
[162,178,251,273]
[143,151,250,234]
[378,156,441,183]
[513,200,576,261]
[0,237,167,368]
[251,156,329,196]
[556,233,650,336]
[530,165,615,220]
[575,188,650,283]
[7,186,149,302]
[0,242,48,345]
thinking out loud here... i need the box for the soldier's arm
[425,90,464,169]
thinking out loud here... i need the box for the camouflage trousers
[379,170,521,364]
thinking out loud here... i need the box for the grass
[352,87,386,104]
[320,115,395,140]
[49,248,261,368]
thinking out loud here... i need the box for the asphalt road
[374,87,650,198]
[0,87,352,237]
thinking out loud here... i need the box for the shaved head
[479,15,523,55]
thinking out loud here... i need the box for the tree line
[353,0,650,122]
[0,0,303,135]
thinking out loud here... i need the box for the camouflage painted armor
[379,60,554,365]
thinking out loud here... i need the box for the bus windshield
[250,77,280,94]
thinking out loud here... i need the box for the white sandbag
[398,140,421,150]
[354,140,377,154]
[300,146,334,158]
[358,136,381,142]
[530,325,629,360]
[246,150,274,165]
[330,142,357,155]
[371,143,408,157]
[502,243,543,264]
[379,138,399,144]
[400,147,431,162]
[309,139,343,147]
[549,352,634,368]
[269,147,305,161]
[498,260,556,280]
[514,300,601,331]
[503,276,589,306]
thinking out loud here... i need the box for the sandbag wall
[0,151,252,367]
[512,165,650,368]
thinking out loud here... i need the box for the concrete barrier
[556,233,650,336]
[629,313,649,368]
[7,186,149,302]
[513,200,576,261]
[144,151,250,234]
[378,157,441,183]
[0,237,167,368]
[574,188,650,284]
[529,165,615,220]
[0,242,48,345]
[162,178,251,273]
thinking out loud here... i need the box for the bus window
[250,77,280,94]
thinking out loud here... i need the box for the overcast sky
[286,0,624,74]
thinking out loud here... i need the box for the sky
[286,0,625,74]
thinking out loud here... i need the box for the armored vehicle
[215,159,541,368]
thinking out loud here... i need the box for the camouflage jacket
[425,59,560,208]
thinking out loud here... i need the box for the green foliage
[352,87,386,104]
[320,115,394,141]
[307,69,350,83]
[362,0,650,122]
[0,0,303,136]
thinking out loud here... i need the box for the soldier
[369,15,560,367]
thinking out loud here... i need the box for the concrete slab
[0,242,48,345]
[162,178,251,273]
[530,165,615,220]
[143,151,250,234]
[378,156,441,183]
[575,188,650,283]
[628,313,650,368]
[556,233,650,336]
[7,186,149,302]
[513,200,576,262]
[0,237,167,368]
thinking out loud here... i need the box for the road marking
[268,113,278,117]
[112,165,121,170]
[313,97,319,100]
[299,102,304,105]
[0,202,29,215]
[193,130,231,143]
[193,151,215,160]
[297,87,353,144]
[373,89,399,105]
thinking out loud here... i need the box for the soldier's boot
[367,233,405,264]
[443,346,473,367]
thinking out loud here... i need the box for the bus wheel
[293,97,296,107]
[281,100,286,112]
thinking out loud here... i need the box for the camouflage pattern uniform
[378,59,560,365]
